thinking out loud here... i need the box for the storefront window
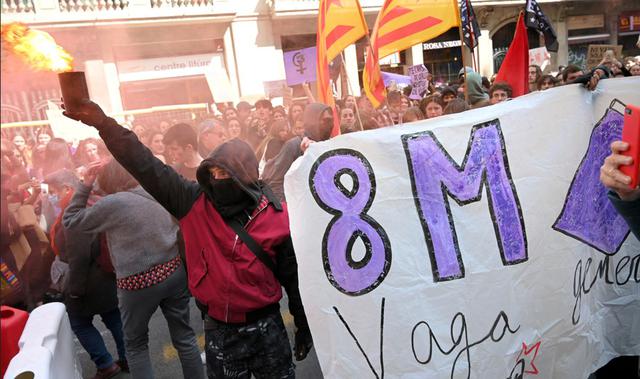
[421,27,462,85]
[121,77,213,110]
[492,22,541,72]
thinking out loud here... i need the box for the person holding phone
[600,140,640,238]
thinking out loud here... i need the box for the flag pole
[464,0,480,73]
[340,50,365,131]
[456,3,469,104]
[362,31,397,126]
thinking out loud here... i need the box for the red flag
[495,12,529,97]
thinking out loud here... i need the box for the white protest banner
[263,79,291,99]
[284,77,640,379]
[47,102,99,142]
[204,62,238,104]
[408,64,429,100]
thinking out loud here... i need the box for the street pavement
[75,298,324,379]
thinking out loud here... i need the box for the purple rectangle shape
[283,47,317,86]
[381,71,412,87]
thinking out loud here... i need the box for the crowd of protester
[0,51,638,379]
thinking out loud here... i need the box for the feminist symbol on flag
[293,52,307,74]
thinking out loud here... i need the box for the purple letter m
[402,119,528,282]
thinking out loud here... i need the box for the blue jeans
[68,307,127,369]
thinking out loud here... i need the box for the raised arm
[63,183,112,234]
[64,101,200,219]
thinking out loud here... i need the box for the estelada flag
[495,12,529,98]
[317,0,368,136]
[525,0,558,52]
[364,0,460,108]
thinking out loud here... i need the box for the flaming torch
[1,22,89,113]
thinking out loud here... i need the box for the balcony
[269,0,571,17]
[270,0,384,17]
[1,0,236,25]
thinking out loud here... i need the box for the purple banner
[402,120,528,282]
[381,71,412,87]
[283,47,317,86]
[553,106,630,254]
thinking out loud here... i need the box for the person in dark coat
[45,169,127,379]
[261,103,334,201]
[63,101,312,379]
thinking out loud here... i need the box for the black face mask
[210,178,253,218]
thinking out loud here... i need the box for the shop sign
[567,15,604,31]
[619,12,640,32]
[117,53,223,82]
[586,44,622,69]
[422,40,462,50]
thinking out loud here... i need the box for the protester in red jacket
[64,101,312,379]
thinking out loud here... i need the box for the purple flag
[381,71,412,87]
[283,47,317,86]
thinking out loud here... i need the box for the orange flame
[1,22,73,72]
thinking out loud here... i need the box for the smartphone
[620,104,640,189]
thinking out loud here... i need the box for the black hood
[196,138,262,204]
[303,103,332,142]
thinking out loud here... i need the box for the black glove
[62,100,108,128]
[294,327,313,361]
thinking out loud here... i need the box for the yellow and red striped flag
[317,0,368,137]
[364,0,460,108]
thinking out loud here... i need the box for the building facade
[1,0,639,124]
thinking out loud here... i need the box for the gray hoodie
[63,184,179,279]
[466,72,489,106]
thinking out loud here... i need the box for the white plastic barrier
[4,303,81,379]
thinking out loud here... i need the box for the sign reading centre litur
[285,77,640,379]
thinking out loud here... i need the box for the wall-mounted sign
[567,15,604,31]
[422,40,462,50]
[117,53,224,82]
[619,11,640,32]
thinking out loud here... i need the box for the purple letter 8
[309,149,392,296]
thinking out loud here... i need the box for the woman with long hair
[255,120,290,174]
[420,95,446,119]
[144,130,166,163]
[224,117,244,141]
[12,132,32,170]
